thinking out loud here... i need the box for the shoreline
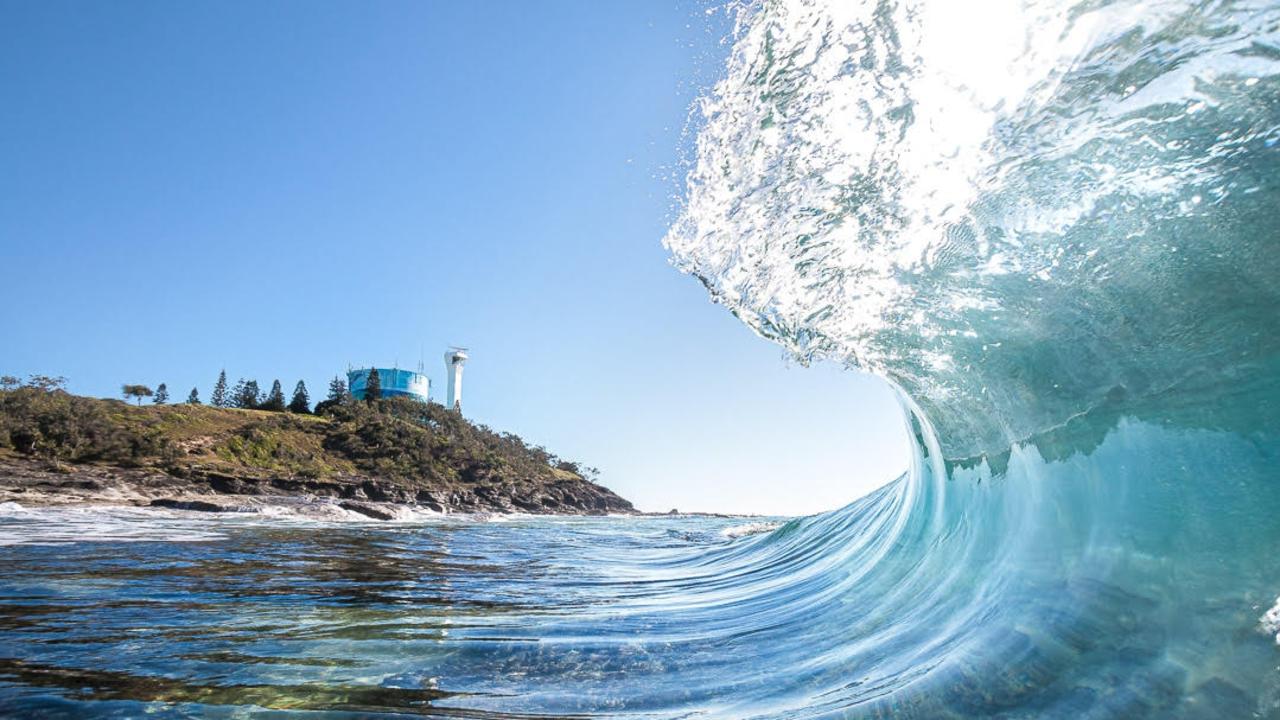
[0,388,638,519]
[0,455,637,520]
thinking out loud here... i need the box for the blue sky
[0,0,907,515]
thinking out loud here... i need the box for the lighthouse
[444,348,468,411]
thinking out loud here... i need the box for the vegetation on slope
[0,379,609,501]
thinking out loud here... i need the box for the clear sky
[0,0,908,515]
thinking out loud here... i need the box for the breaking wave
[660,0,1280,714]
[2,1,1280,717]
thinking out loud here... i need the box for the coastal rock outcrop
[0,455,635,517]
[0,389,636,517]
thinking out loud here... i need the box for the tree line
[2,372,605,485]
[15,368,449,423]
[119,370,361,415]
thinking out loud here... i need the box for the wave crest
[666,0,1280,459]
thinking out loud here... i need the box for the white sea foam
[720,521,783,539]
[1261,596,1280,645]
[0,497,470,545]
[667,0,1280,459]
[0,505,227,546]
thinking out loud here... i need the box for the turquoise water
[0,424,1277,719]
[5,0,1280,715]
[659,0,1280,713]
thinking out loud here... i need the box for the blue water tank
[348,368,431,402]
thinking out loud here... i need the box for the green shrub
[0,386,595,488]
[319,397,582,486]
[0,387,171,463]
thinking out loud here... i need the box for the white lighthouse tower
[444,347,468,411]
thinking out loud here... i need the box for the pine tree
[153,383,169,404]
[211,370,228,408]
[288,380,310,414]
[187,387,201,405]
[244,380,261,408]
[260,379,286,412]
[365,368,382,403]
[232,379,261,409]
[230,379,247,407]
[327,376,348,403]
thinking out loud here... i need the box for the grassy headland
[0,383,633,515]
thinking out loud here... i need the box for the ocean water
[661,0,1280,714]
[4,0,1280,716]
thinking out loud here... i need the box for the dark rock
[361,481,391,502]
[0,451,637,517]
[512,497,543,512]
[339,501,397,520]
[150,498,232,513]
[205,473,249,494]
